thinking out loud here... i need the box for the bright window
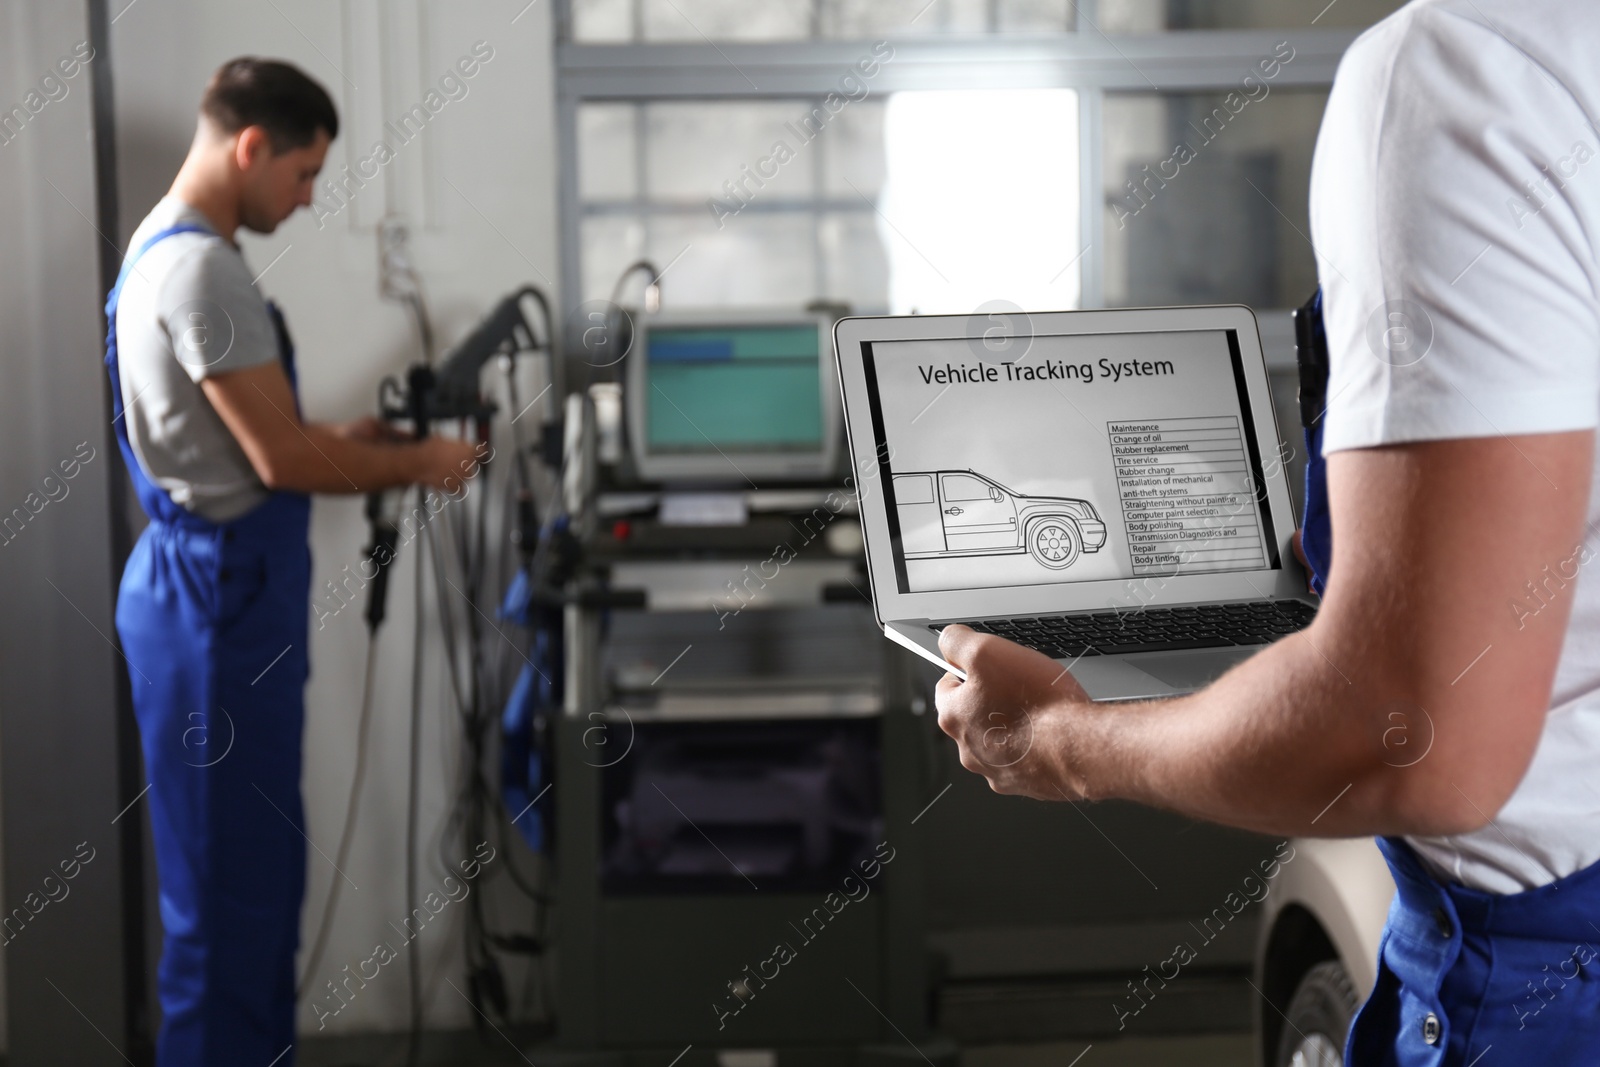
[557,0,1406,321]
[880,89,1080,314]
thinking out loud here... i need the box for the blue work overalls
[108,224,311,1065]
[1296,290,1600,1064]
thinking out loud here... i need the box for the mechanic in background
[108,57,480,1063]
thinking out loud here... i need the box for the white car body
[1254,837,1397,1065]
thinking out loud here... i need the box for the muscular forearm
[1056,632,1413,837]
[255,421,427,493]
[201,364,482,496]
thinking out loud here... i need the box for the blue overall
[108,225,311,1064]
[1296,290,1600,1063]
[1294,288,1333,597]
[1347,837,1600,1064]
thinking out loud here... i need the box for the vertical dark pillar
[0,1,147,1062]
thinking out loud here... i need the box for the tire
[1275,959,1361,1067]
[1026,516,1081,569]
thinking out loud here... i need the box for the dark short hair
[200,57,338,151]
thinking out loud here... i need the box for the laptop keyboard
[963,600,1317,658]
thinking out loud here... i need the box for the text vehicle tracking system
[859,328,1280,595]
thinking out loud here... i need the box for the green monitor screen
[644,324,824,453]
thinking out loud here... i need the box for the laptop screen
[859,328,1283,596]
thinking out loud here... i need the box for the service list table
[1107,416,1267,576]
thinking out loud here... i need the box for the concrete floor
[963,1034,1253,1067]
[301,1031,1258,1066]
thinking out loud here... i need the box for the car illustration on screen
[892,470,1107,570]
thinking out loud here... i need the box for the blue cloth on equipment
[108,226,311,1065]
[498,540,565,854]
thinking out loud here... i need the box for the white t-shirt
[1312,0,1600,893]
[117,196,281,521]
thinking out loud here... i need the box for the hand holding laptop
[933,623,1095,801]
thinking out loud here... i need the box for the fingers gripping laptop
[834,305,1315,702]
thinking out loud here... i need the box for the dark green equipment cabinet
[544,523,954,1066]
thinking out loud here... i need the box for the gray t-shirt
[116,196,281,521]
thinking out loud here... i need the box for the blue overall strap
[106,224,308,528]
[1292,288,1333,596]
[263,299,304,417]
[104,223,215,496]
[104,222,213,326]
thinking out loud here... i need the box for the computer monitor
[626,308,840,485]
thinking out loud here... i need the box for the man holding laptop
[838,0,1600,1062]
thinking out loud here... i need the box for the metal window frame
[553,0,1356,317]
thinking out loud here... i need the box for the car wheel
[1275,960,1360,1067]
[1026,517,1080,569]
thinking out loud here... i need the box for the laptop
[833,304,1315,702]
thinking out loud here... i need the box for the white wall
[110,0,560,1036]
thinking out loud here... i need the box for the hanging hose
[406,492,426,1067]
[294,633,381,1001]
